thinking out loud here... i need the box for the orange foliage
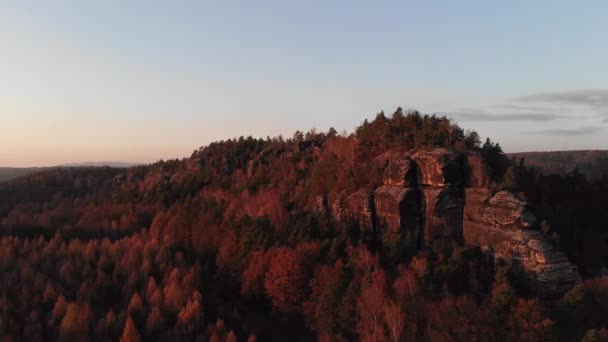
[264,247,306,313]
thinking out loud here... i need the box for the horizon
[2,134,608,169]
[2,1,608,167]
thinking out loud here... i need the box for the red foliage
[264,247,306,313]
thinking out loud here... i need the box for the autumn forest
[1,110,607,341]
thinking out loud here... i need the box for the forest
[0,109,607,341]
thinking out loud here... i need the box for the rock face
[422,187,464,245]
[343,189,374,230]
[374,185,421,253]
[464,189,580,298]
[464,152,490,188]
[485,191,536,227]
[383,155,416,186]
[309,148,581,298]
[411,149,464,186]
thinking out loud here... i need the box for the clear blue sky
[1,1,607,166]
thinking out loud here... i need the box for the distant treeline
[508,150,608,180]
[0,167,44,182]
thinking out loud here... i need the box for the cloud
[519,89,608,113]
[538,126,602,136]
[451,110,564,122]
[603,118,608,123]
[496,104,551,112]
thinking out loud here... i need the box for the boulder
[422,186,464,244]
[484,191,536,228]
[411,149,464,186]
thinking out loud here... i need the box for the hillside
[508,150,608,179]
[0,163,138,183]
[0,110,606,341]
[0,167,43,182]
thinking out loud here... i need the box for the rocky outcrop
[374,185,421,253]
[464,189,580,298]
[411,149,464,186]
[343,189,374,230]
[308,148,581,298]
[464,152,490,188]
[486,191,536,227]
[422,186,464,245]
[382,155,416,186]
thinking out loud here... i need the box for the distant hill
[0,162,140,183]
[0,168,44,182]
[58,161,140,168]
[508,150,608,179]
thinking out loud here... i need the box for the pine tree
[120,316,141,342]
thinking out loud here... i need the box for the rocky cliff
[313,148,581,298]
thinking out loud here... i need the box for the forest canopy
[0,109,606,341]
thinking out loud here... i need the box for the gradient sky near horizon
[2,1,608,167]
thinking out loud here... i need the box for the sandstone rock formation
[422,186,464,245]
[464,189,580,298]
[464,152,490,188]
[382,154,416,186]
[343,188,374,230]
[310,148,581,298]
[374,185,421,254]
[411,148,463,186]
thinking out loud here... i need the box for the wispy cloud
[450,110,564,122]
[538,126,602,136]
[519,89,608,114]
[496,104,551,112]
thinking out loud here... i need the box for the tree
[241,249,273,299]
[464,130,481,149]
[357,270,388,342]
[502,166,519,190]
[507,299,554,341]
[144,307,165,337]
[226,331,238,342]
[120,316,141,342]
[127,292,144,321]
[264,247,306,313]
[51,295,68,323]
[59,303,90,340]
[383,300,405,342]
[328,127,338,138]
[305,262,345,335]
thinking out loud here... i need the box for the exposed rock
[464,221,580,297]
[485,191,536,228]
[422,186,464,244]
[464,152,490,188]
[313,147,581,298]
[383,155,416,186]
[343,188,374,230]
[307,191,346,220]
[374,185,421,252]
[411,149,464,186]
[464,189,580,298]
[463,188,492,222]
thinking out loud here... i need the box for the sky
[1,1,607,167]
